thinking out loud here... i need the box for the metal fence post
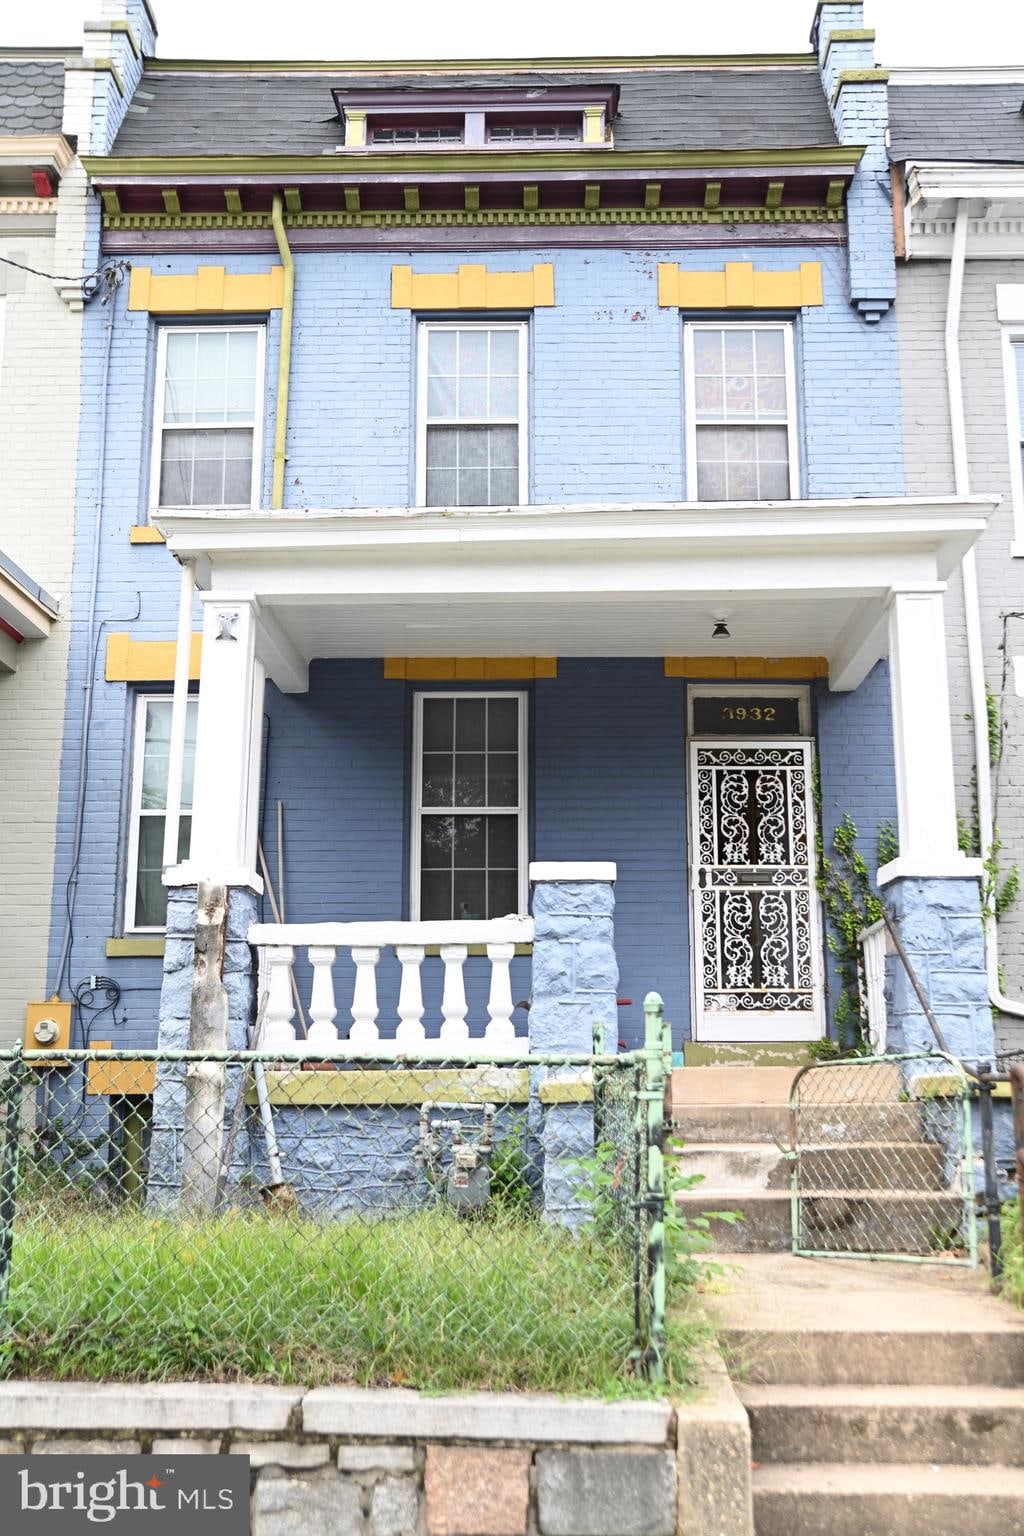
[977,1062,1002,1280]
[642,991,667,1381]
[1010,1065,1024,1256]
[0,1048,26,1316]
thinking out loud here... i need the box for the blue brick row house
[33,0,1001,1093]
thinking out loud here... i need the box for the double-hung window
[417,321,527,506]
[126,694,198,931]
[684,321,798,501]
[411,692,528,920]
[152,325,264,510]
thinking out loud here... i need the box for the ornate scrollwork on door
[694,744,816,1018]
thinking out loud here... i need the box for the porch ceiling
[155,495,998,694]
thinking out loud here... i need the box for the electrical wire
[0,252,129,299]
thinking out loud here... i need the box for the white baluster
[307,945,339,1050]
[484,942,517,1049]
[263,946,296,1048]
[395,945,426,1049]
[349,945,381,1050]
[439,944,470,1048]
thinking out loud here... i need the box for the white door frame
[687,735,826,1042]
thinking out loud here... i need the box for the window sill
[106,937,165,958]
[1011,541,1024,558]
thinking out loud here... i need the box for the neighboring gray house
[890,67,1024,1052]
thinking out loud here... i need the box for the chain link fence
[0,1028,671,1391]
[789,1052,977,1264]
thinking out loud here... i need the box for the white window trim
[415,319,529,507]
[125,692,196,933]
[687,683,811,737]
[1002,326,1024,556]
[148,322,266,517]
[409,690,529,920]
[683,320,800,502]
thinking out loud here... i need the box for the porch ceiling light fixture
[711,618,731,640]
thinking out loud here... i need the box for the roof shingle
[110,65,838,156]
[0,60,66,136]
[889,81,1024,165]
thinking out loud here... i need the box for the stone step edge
[740,1383,1024,1408]
[0,1383,671,1444]
[752,1460,1024,1493]
[671,1141,940,1154]
[675,1189,962,1202]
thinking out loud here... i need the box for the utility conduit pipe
[270,193,295,510]
[944,197,1024,1022]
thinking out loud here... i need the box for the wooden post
[181,882,229,1211]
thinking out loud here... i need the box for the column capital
[877,854,984,886]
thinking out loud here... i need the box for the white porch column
[878,586,982,885]
[167,592,265,892]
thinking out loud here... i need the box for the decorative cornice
[84,146,864,178]
[0,197,57,217]
[391,262,554,309]
[104,205,845,233]
[0,134,76,174]
[658,259,823,308]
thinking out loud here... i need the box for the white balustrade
[858,920,888,1054]
[247,918,534,1056]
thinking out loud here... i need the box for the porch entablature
[155,494,997,698]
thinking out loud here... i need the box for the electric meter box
[24,1001,73,1061]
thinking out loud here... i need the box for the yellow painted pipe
[270,193,295,509]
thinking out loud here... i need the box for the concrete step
[674,1141,945,1193]
[722,1327,1024,1388]
[682,1042,815,1069]
[751,1461,1024,1536]
[671,1102,926,1145]
[741,1384,1024,1466]
[671,1062,903,1108]
[676,1189,966,1253]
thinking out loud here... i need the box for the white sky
[6,0,1024,64]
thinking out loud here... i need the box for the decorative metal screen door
[689,740,825,1041]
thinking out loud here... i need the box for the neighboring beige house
[0,46,89,1041]
[890,67,1024,1053]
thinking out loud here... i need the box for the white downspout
[944,197,1024,1021]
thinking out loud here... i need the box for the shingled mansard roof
[889,78,1024,165]
[111,62,839,157]
[0,57,67,136]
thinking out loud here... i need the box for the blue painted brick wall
[816,659,899,1032]
[48,226,906,1052]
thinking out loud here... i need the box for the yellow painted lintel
[391,262,554,311]
[664,656,828,679]
[384,657,556,680]
[106,631,202,682]
[106,938,167,958]
[658,260,823,310]
[250,1067,531,1108]
[129,525,166,544]
[128,264,285,314]
[538,1075,594,1105]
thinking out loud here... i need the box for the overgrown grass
[0,1200,705,1394]
[998,1199,1024,1309]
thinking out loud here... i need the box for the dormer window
[370,120,463,147]
[487,116,581,145]
[334,84,618,151]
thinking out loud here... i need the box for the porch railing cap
[529,861,617,884]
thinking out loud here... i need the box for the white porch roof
[155,495,997,695]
